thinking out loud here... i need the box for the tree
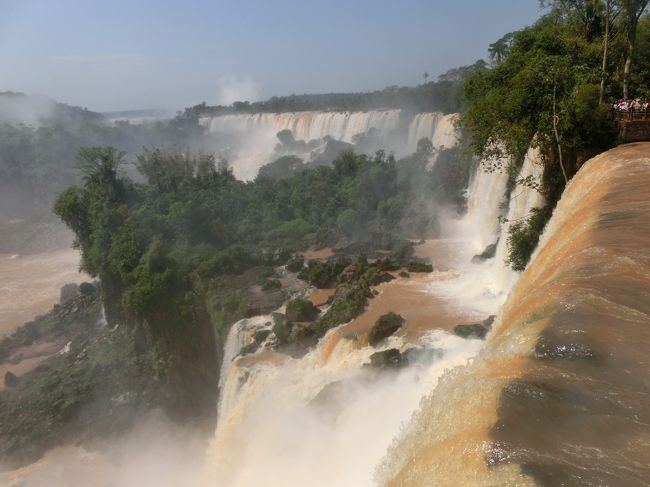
[620,0,650,98]
[76,146,125,202]
[488,32,515,66]
[423,71,429,83]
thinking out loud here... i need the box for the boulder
[368,312,405,346]
[454,323,488,340]
[367,349,408,369]
[472,243,497,263]
[59,283,79,304]
[453,315,496,340]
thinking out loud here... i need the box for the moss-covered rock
[314,279,372,336]
[368,312,405,346]
[285,298,320,322]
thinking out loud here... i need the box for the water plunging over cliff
[378,143,650,486]
[200,110,459,179]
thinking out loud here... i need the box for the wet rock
[59,283,80,304]
[535,340,595,361]
[4,371,18,388]
[367,349,408,369]
[285,298,320,322]
[368,312,405,346]
[252,329,271,342]
[483,315,497,328]
[454,316,495,340]
[453,323,489,340]
[472,242,497,263]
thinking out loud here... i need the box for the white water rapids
[201,148,545,486]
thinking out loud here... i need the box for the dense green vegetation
[180,61,487,118]
[52,143,470,414]
[462,0,650,269]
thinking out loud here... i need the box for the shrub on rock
[285,298,320,322]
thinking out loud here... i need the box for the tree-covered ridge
[461,0,650,269]
[52,143,470,417]
[55,144,464,318]
[180,62,487,119]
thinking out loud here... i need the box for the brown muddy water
[380,143,650,486]
[0,250,87,337]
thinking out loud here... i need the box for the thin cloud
[52,53,142,63]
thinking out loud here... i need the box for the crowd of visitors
[613,98,650,114]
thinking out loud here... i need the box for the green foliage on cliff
[506,206,554,271]
[462,3,650,270]
[54,147,437,323]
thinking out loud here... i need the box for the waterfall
[378,143,650,487]
[205,326,483,487]
[435,147,544,316]
[200,110,460,179]
[218,316,272,421]
[489,147,546,291]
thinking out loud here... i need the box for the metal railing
[614,110,650,121]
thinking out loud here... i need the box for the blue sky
[1,0,543,112]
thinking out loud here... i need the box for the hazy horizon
[2,0,542,112]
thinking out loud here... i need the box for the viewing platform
[615,111,650,142]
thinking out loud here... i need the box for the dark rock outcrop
[453,315,496,340]
[368,312,405,346]
[367,349,408,369]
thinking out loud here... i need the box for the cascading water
[201,139,539,486]
[205,325,483,487]
[437,147,545,315]
[378,143,650,486]
[200,110,459,179]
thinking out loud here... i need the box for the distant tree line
[179,62,487,119]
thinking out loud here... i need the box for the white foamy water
[200,110,460,179]
[204,327,483,487]
[438,148,545,315]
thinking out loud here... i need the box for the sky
[0,0,543,112]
